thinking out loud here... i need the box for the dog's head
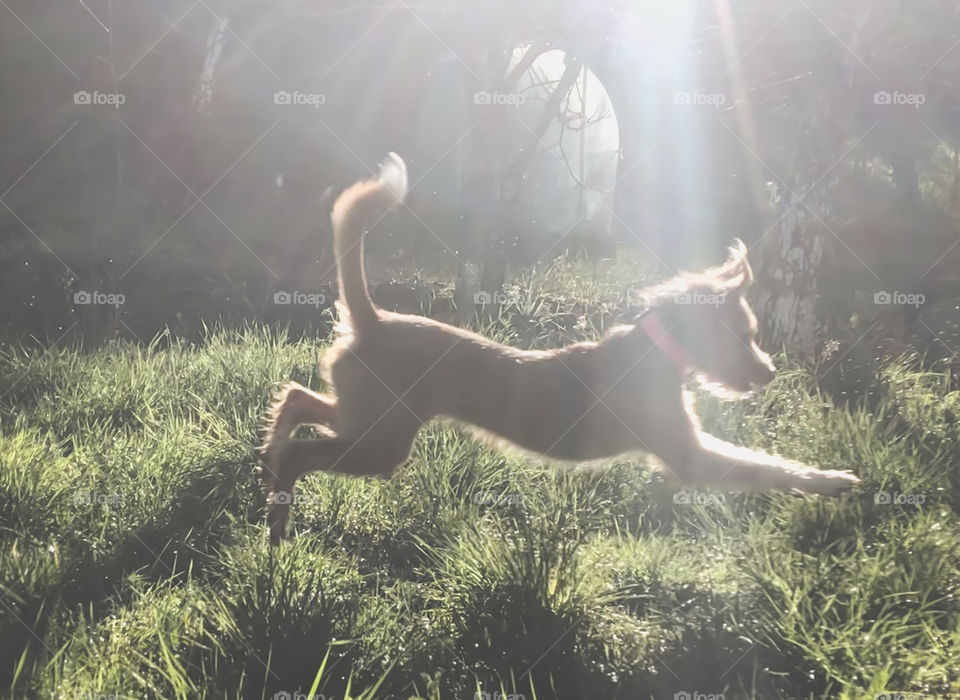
[644,241,776,393]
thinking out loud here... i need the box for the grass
[1,260,959,699]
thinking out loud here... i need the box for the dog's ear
[740,256,754,286]
[712,238,753,294]
[732,239,753,287]
[716,239,752,293]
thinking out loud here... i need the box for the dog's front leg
[649,419,860,495]
[682,431,860,495]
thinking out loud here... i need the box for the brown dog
[260,154,859,543]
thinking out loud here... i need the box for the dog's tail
[330,153,408,333]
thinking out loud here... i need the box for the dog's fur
[259,153,860,543]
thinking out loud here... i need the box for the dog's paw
[794,468,861,496]
[257,455,277,496]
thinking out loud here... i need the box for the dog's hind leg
[264,382,338,436]
[266,419,419,543]
[261,383,338,457]
[260,383,339,507]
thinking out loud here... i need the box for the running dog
[260,154,859,543]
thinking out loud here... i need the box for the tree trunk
[757,8,870,357]
[453,43,514,323]
[756,172,829,356]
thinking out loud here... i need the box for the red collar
[638,311,692,373]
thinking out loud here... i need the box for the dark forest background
[2,0,959,380]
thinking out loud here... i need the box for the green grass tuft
[1,311,958,698]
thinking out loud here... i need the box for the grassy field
[1,264,959,699]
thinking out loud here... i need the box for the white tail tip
[379,152,408,204]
